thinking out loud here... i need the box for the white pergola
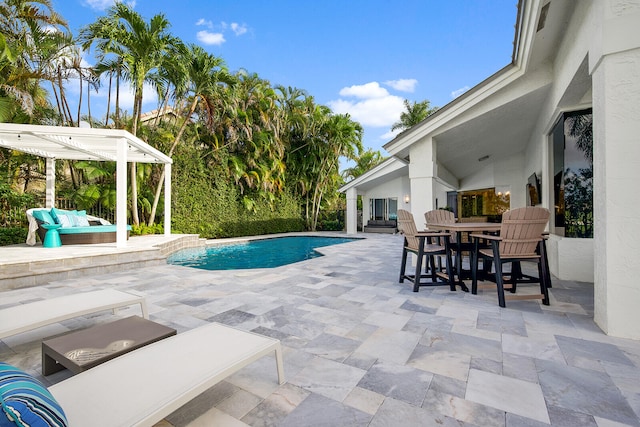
[0,123,173,248]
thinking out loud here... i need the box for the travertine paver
[1,233,639,426]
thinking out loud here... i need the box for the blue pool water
[167,236,359,270]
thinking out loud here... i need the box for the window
[457,188,510,221]
[551,109,593,238]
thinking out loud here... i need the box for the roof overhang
[0,123,172,164]
[381,0,572,182]
[339,157,409,193]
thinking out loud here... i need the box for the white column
[345,187,358,234]
[591,1,640,339]
[45,158,55,208]
[164,163,172,236]
[408,137,438,226]
[116,139,128,248]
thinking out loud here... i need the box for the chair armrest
[469,233,501,241]
[416,231,453,238]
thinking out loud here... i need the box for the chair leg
[413,250,424,292]
[471,239,479,294]
[490,242,506,307]
[445,246,456,292]
[399,247,408,283]
[538,256,551,305]
[428,255,438,281]
[539,239,552,288]
[494,260,507,308]
[509,261,521,294]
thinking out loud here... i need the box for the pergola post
[116,139,128,248]
[45,158,55,208]
[164,163,171,236]
[345,187,358,235]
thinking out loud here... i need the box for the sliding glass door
[370,198,398,221]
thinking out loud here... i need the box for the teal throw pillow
[50,208,73,228]
[0,363,68,427]
[31,210,55,225]
[71,210,90,227]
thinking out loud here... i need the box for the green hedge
[220,218,305,236]
[171,149,304,238]
[0,227,28,246]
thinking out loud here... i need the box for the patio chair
[424,209,456,227]
[470,207,551,307]
[397,209,456,292]
[424,209,456,274]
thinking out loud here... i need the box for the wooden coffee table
[42,316,176,376]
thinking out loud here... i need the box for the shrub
[171,149,304,238]
[318,219,343,231]
[131,223,164,236]
[0,227,28,246]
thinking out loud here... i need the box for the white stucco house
[340,0,640,340]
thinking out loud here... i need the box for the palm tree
[213,70,285,202]
[0,0,68,121]
[79,3,180,225]
[309,113,362,230]
[283,92,362,230]
[341,148,385,181]
[147,44,230,226]
[92,60,117,126]
[391,99,439,132]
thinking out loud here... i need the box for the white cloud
[230,23,248,36]
[115,81,158,111]
[195,18,214,28]
[384,79,418,93]
[83,0,135,11]
[196,30,226,46]
[451,86,470,98]
[195,20,247,46]
[329,82,405,128]
[339,82,389,99]
[379,129,401,140]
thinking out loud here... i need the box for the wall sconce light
[404,195,410,203]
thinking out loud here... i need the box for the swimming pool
[167,236,359,270]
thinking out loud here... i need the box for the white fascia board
[384,64,524,157]
[384,0,541,157]
[338,157,408,193]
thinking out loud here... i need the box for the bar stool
[42,223,62,248]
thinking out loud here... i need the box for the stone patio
[1,233,639,426]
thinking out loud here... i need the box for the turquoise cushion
[51,209,92,228]
[49,208,73,228]
[57,225,131,235]
[31,210,55,225]
[0,363,68,427]
[73,210,90,227]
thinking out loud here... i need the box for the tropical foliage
[0,2,363,237]
[391,99,439,132]
[341,148,385,181]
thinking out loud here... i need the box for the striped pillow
[0,363,68,427]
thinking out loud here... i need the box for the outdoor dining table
[425,222,502,291]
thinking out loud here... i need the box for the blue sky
[52,0,518,155]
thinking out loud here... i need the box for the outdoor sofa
[363,219,398,234]
[26,208,131,245]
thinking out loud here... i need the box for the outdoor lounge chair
[1,323,284,427]
[470,206,551,307]
[397,209,456,292]
[49,322,285,427]
[0,289,148,340]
